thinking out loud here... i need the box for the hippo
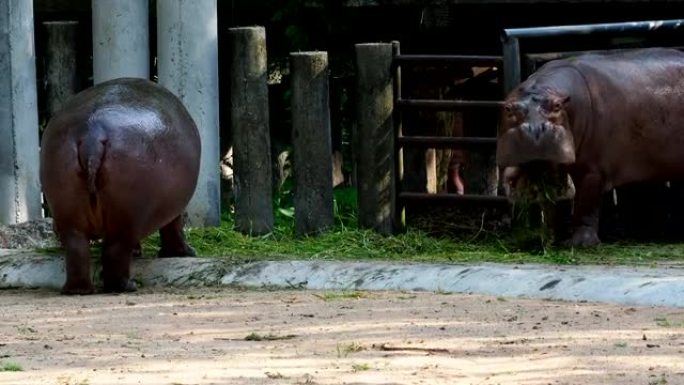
[40,77,201,294]
[497,47,684,247]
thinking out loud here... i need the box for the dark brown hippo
[40,77,200,294]
[497,47,684,247]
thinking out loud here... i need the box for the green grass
[336,342,365,358]
[655,316,684,328]
[140,213,684,266]
[39,187,684,267]
[0,362,23,372]
[244,332,297,341]
[314,291,370,301]
[351,363,371,372]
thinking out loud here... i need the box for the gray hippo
[40,77,200,294]
[497,47,684,247]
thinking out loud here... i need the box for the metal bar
[502,36,521,95]
[398,136,497,149]
[501,19,684,94]
[396,98,503,110]
[502,19,684,40]
[391,40,406,231]
[399,192,510,205]
[394,54,502,67]
[525,45,684,64]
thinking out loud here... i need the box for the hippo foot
[102,278,138,293]
[158,244,196,258]
[61,280,95,295]
[565,226,601,248]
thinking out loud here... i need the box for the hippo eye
[504,102,525,116]
[552,102,562,112]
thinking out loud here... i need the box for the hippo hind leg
[101,239,138,293]
[158,215,197,258]
[60,230,95,295]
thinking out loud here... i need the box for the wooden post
[291,51,334,236]
[43,21,78,117]
[355,43,395,235]
[229,26,274,235]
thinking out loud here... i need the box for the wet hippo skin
[40,77,201,294]
[497,48,684,247]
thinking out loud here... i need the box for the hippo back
[40,78,201,240]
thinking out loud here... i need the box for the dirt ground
[0,287,683,385]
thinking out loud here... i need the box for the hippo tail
[77,124,107,202]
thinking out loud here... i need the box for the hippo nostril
[520,122,531,132]
[544,122,554,131]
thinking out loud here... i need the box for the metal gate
[392,18,684,230]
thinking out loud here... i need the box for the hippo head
[496,89,576,202]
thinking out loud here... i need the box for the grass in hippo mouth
[511,161,571,203]
[510,162,572,252]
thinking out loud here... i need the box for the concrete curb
[2,250,684,308]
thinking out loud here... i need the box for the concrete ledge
[2,251,684,308]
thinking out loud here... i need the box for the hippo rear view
[40,77,201,294]
[497,47,684,247]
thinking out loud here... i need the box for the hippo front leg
[60,230,95,295]
[158,215,197,258]
[567,172,604,247]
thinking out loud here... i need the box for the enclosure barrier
[355,43,396,235]
[229,26,274,236]
[291,51,334,236]
[157,0,221,228]
[92,0,149,84]
[391,42,509,231]
[0,0,42,224]
[501,19,684,93]
[43,21,78,117]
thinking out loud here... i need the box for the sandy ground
[0,287,683,385]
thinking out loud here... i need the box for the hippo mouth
[503,161,575,203]
[496,123,576,167]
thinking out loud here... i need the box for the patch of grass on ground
[655,316,684,328]
[351,363,371,372]
[336,342,365,358]
[0,361,23,372]
[314,291,370,301]
[244,332,297,341]
[133,187,684,267]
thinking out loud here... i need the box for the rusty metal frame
[391,46,507,228]
[501,19,684,93]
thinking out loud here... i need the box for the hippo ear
[561,95,571,105]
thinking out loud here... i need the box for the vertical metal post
[502,36,521,94]
[391,41,405,232]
